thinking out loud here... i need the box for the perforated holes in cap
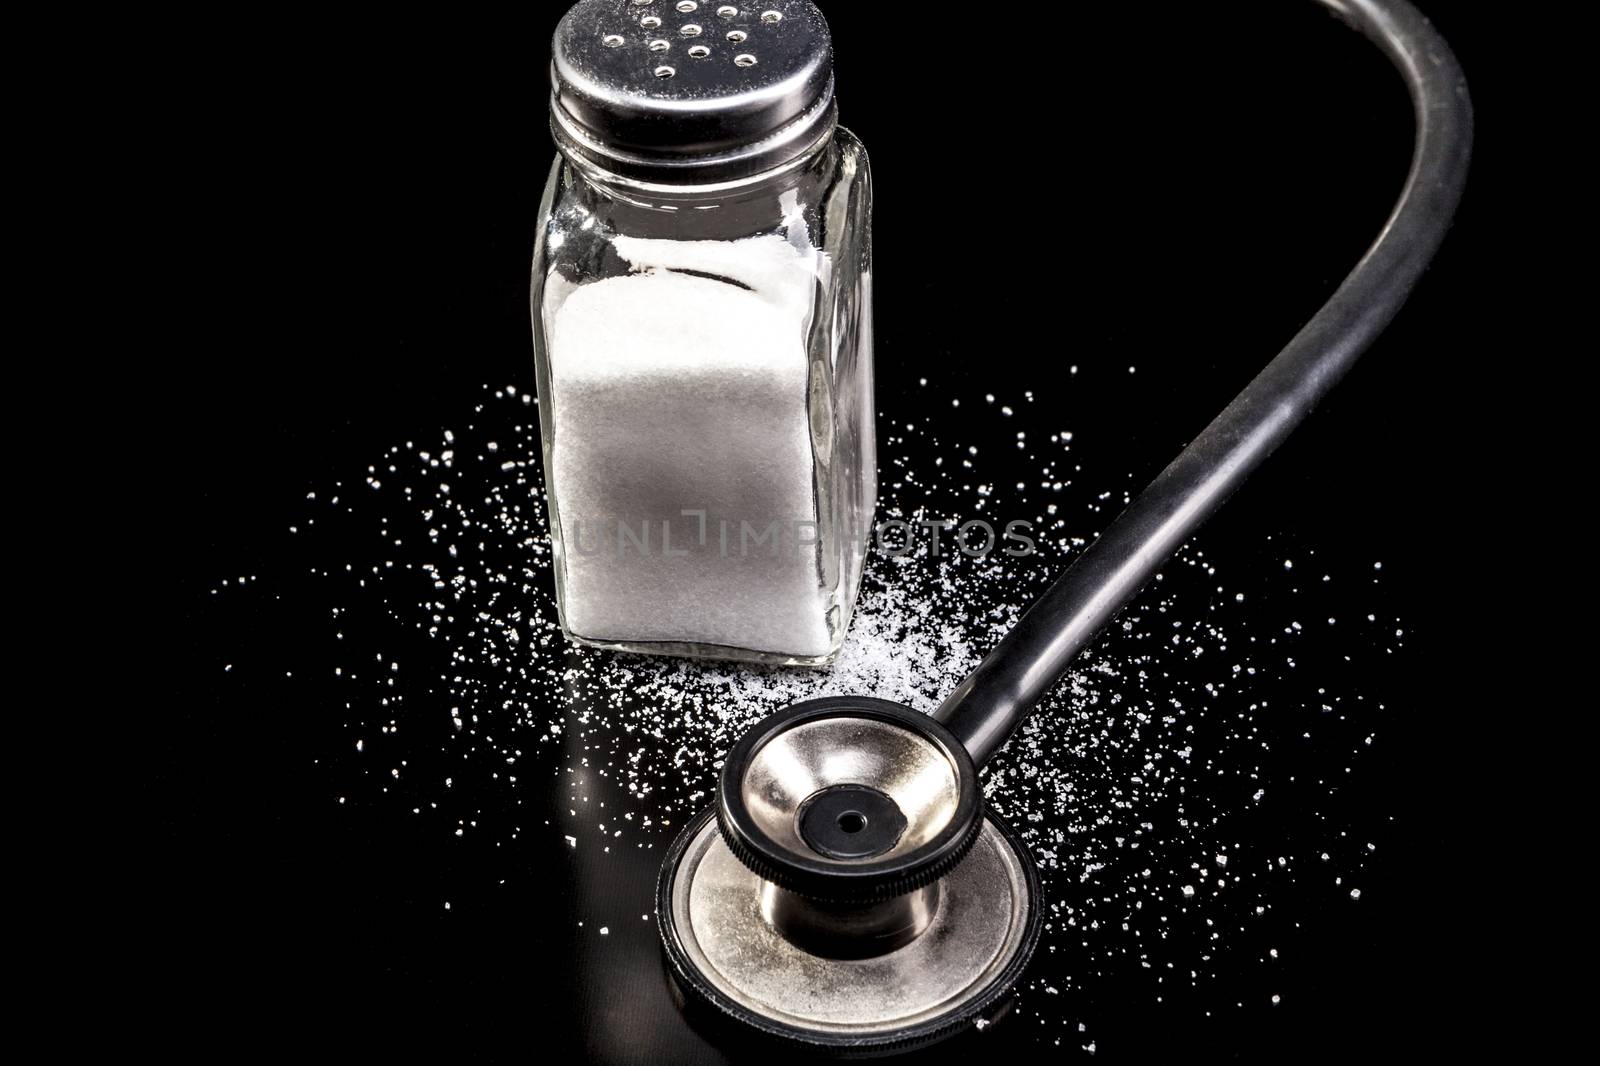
[549,0,837,181]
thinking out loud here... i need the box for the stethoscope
[654,0,1471,1054]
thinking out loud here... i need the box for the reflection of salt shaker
[531,1,875,665]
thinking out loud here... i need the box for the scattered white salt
[252,380,1408,1054]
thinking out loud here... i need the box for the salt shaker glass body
[531,1,874,665]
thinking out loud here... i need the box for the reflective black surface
[167,3,1497,1060]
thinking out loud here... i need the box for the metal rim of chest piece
[656,698,1043,1054]
[658,804,1042,1054]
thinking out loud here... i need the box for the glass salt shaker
[530,0,875,665]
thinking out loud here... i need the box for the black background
[163,1,1505,1060]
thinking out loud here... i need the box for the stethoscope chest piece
[656,698,1042,1055]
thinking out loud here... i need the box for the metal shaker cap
[550,1,836,183]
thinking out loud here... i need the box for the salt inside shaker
[531,0,875,665]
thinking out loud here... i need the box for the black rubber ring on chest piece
[716,697,984,903]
